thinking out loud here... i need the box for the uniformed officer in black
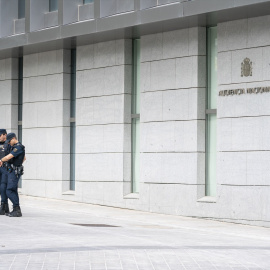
[0,133,26,217]
[0,129,10,215]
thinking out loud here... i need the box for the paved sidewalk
[0,196,269,270]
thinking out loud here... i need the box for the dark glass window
[18,57,23,188]
[83,0,94,4]
[70,49,76,191]
[131,39,140,193]
[18,0,25,19]
[205,27,217,197]
[49,0,58,12]
[18,58,23,143]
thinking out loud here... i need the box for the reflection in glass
[84,0,94,4]
[70,49,76,191]
[49,0,58,12]
[18,57,23,188]
[205,26,217,197]
[131,39,140,193]
[18,0,25,19]
[206,114,216,196]
[132,119,140,193]
[207,27,217,110]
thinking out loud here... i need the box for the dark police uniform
[0,129,11,215]
[6,142,25,209]
[0,141,9,204]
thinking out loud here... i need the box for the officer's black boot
[0,203,9,215]
[0,203,5,215]
[8,206,22,217]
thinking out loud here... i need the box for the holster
[2,162,13,173]
[13,165,24,178]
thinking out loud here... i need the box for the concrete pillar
[76,39,132,206]
[22,50,71,198]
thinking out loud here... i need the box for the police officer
[0,133,26,217]
[0,129,10,215]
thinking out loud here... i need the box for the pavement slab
[0,195,269,269]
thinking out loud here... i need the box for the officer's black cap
[6,133,16,143]
[0,129,7,135]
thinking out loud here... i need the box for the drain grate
[71,224,120,227]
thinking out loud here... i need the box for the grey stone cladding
[75,39,132,206]
[217,15,270,226]
[21,50,71,198]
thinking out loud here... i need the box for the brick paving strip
[0,195,268,270]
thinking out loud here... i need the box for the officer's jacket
[10,142,25,167]
[0,142,5,159]
[0,141,11,159]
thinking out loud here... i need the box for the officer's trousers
[0,167,8,204]
[6,171,20,207]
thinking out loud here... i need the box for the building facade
[0,0,270,227]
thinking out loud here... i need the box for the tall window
[206,27,217,197]
[131,39,140,193]
[18,57,23,188]
[49,0,58,12]
[18,58,23,145]
[70,49,76,191]
[18,0,25,19]
[83,0,93,4]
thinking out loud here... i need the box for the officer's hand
[0,161,2,167]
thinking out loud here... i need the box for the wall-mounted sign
[219,87,270,96]
[241,58,252,77]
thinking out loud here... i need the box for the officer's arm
[23,156,26,163]
[1,153,14,163]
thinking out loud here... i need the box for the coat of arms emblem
[241,58,252,77]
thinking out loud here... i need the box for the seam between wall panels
[23,99,70,104]
[76,93,131,99]
[76,63,132,72]
[220,184,270,187]
[0,79,19,82]
[24,153,72,155]
[218,79,270,85]
[26,152,133,154]
[140,54,207,64]
[140,119,205,123]
[23,72,71,78]
[142,87,205,94]
[218,115,270,119]
[119,120,205,124]
[143,183,205,185]
[22,126,71,129]
[219,150,270,153]
[0,103,23,106]
[23,180,125,182]
[22,179,70,181]
[218,44,270,53]
[72,151,205,154]
[74,123,132,126]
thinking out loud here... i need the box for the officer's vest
[10,143,25,167]
[0,142,5,159]
[4,142,11,156]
